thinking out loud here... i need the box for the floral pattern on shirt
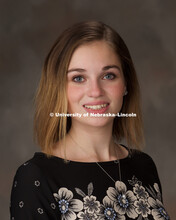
[53,176,170,220]
[53,187,83,220]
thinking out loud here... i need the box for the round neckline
[34,144,131,166]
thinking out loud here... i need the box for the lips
[83,102,110,113]
[83,103,108,110]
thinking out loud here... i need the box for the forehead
[68,40,121,68]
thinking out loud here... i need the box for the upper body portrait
[10,21,170,220]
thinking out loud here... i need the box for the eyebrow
[67,65,121,74]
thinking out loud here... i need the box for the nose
[87,79,104,97]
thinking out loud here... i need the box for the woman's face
[67,40,126,128]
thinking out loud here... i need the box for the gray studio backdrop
[1,0,176,219]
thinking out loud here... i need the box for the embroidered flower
[107,181,138,218]
[77,210,98,219]
[34,180,40,187]
[98,196,125,220]
[134,199,151,217]
[75,182,100,214]
[19,201,24,208]
[133,184,149,200]
[53,187,83,220]
[83,195,100,214]
[128,175,142,186]
[148,197,170,220]
[51,203,56,209]
[37,208,44,214]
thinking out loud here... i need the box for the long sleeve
[10,162,59,220]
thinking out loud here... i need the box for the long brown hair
[33,21,144,155]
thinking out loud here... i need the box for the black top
[10,148,170,220]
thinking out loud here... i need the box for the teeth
[84,104,108,110]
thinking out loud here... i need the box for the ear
[123,86,128,96]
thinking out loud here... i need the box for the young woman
[10,21,170,220]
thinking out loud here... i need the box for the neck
[54,120,122,162]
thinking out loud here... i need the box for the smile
[83,103,109,110]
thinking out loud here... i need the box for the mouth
[82,102,110,114]
[83,103,109,110]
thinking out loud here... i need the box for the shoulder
[121,144,156,165]
[11,157,48,202]
[10,152,55,200]
[129,149,157,166]
[127,149,162,186]
[10,154,60,218]
[13,156,45,183]
[13,152,58,182]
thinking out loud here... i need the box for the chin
[82,117,114,128]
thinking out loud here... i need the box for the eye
[103,73,116,80]
[72,75,85,83]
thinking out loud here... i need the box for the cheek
[67,85,83,104]
[107,83,125,98]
